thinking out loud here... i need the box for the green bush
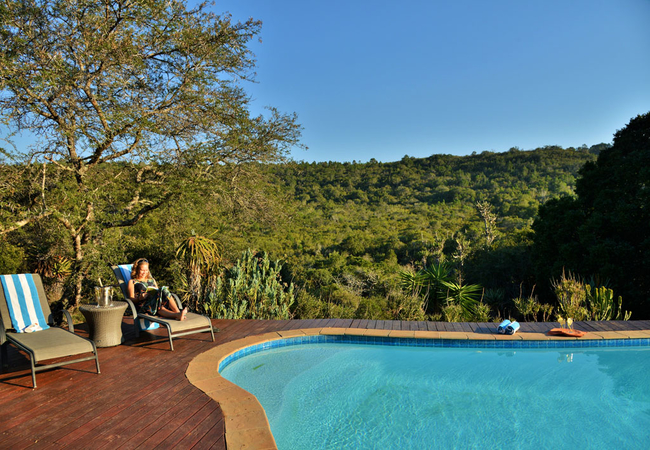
[552,270,589,321]
[203,249,295,320]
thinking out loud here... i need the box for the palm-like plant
[399,262,453,314]
[29,248,73,304]
[440,280,483,319]
[175,234,223,310]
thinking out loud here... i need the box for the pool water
[221,343,650,449]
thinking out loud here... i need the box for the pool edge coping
[185,326,650,450]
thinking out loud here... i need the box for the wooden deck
[2,318,650,449]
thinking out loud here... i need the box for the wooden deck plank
[92,383,201,449]
[449,322,463,332]
[192,419,226,450]
[285,319,306,331]
[155,400,221,449]
[53,365,190,446]
[0,346,153,438]
[123,390,212,449]
[332,318,353,328]
[209,436,228,450]
[316,318,334,327]
[175,407,225,449]
[474,322,494,334]
[65,380,197,448]
[298,319,322,329]
[357,319,370,329]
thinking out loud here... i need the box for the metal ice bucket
[95,286,113,307]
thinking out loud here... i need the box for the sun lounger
[0,273,100,388]
[111,265,214,351]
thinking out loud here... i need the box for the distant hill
[236,145,602,320]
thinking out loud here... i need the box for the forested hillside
[225,145,602,320]
[0,143,621,322]
[1,141,625,322]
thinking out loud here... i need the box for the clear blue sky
[215,0,650,162]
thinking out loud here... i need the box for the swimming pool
[220,336,650,449]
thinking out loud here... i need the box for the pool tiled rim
[218,334,650,372]
[185,326,650,450]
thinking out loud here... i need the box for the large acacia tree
[0,0,301,306]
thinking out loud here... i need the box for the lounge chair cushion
[0,274,50,333]
[139,312,211,333]
[8,327,96,361]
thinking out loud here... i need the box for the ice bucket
[95,286,113,307]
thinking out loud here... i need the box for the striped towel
[0,274,50,333]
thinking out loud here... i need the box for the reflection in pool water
[221,343,650,449]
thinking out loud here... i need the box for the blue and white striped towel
[0,274,50,333]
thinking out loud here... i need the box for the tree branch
[0,211,53,236]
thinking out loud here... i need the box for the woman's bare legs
[157,298,188,321]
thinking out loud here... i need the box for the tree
[476,201,497,248]
[533,112,650,316]
[0,0,301,306]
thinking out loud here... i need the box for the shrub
[551,270,588,321]
[203,249,295,320]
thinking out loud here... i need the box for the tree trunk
[72,232,85,309]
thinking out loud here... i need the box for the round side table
[80,301,128,347]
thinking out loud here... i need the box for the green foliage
[3,116,614,321]
[512,285,554,322]
[442,304,464,322]
[0,239,25,274]
[387,292,427,321]
[473,302,492,323]
[440,280,483,320]
[551,270,589,321]
[534,111,649,316]
[0,0,301,306]
[355,296,389,320]
[175,234,222,310]
[585,285,631,321]
[209,249,295,320]
[292,291,328,319]
[399,261,453,314]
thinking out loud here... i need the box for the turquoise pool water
[221,341,650,449]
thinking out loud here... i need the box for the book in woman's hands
[146,287,158,294]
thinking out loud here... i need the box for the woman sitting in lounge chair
[127,258,188,321]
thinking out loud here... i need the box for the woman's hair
[131,258,149,280]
